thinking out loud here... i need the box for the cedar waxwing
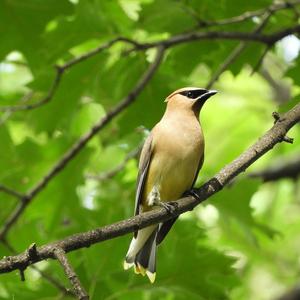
[124,87,217,283]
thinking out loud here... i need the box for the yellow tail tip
[146,270,156,283]
[124,261,156,283]
[137,263,146,276]
[123,261,134,270]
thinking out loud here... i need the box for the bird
[123,87,217,283]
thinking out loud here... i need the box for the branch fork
[272,111,294,144]
[53,248,89,300]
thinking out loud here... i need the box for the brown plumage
[124,87,217,282]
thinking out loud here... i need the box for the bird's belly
[159,154,198,201]
[143,149,201,208]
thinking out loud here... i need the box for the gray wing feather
[134,134,153,217]
[191,153,204,188]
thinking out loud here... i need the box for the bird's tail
[123,225,157,283]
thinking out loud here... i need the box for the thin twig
[123,24,300,54]
[206,8,274,88]
[250,45,271,75]
[1,1,299,113]
[1,239,74,296]
[180,0,300,30]
[54,248,89,300]
[2,60,28,67]
[86,144,142,181]
[35,267,75,297]
[0,69,63,112]
[0,101,299,275]
[199,0,300,27]
[60,37,140,70]
[250,155,300,181]
[0,20,299,241]
[0,38,139,113]
[248,4,278,75]
[287,0,300,19]
[0,111,11,126]
[0,46,165,240]
[0,91,34,125]
[276,284,300,300]
[178,1,208,26]
[0,184,24,199]
[206,42,246,89]
[1,22,300,113]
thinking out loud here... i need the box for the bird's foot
[155,201,178,215]
[147,186,177,214]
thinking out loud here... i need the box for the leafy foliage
[0,0,300,299]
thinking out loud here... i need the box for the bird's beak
[196,90,217,102]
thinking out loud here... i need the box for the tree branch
[124,24,300,54]
[0,38,139,112]
[54,248,89,300]
[250,155,300,181]
[0,102,299,275]
[35,266,75,297]
[1,239,74,297]
[276,285,300,300]
[197,0,300,28]
[250,44,271,75]
[85,144,142,181]
[179,0,300,31]
[1,7,300,113]
[0,68,63,112]
[0,184,24,199]
[0,46,165,240]
[206,7,273,89]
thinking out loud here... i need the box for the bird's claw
[157,201,178,215]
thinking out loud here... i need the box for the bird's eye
[179,89,208,99]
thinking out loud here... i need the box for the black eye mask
[179,89,208,99]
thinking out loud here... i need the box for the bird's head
[165,87,217,115]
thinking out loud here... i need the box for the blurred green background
[0,0,300,299]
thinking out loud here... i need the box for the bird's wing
[134,134,153,217]
[191,153,204,188]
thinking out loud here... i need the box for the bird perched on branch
[124,87,217,283]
